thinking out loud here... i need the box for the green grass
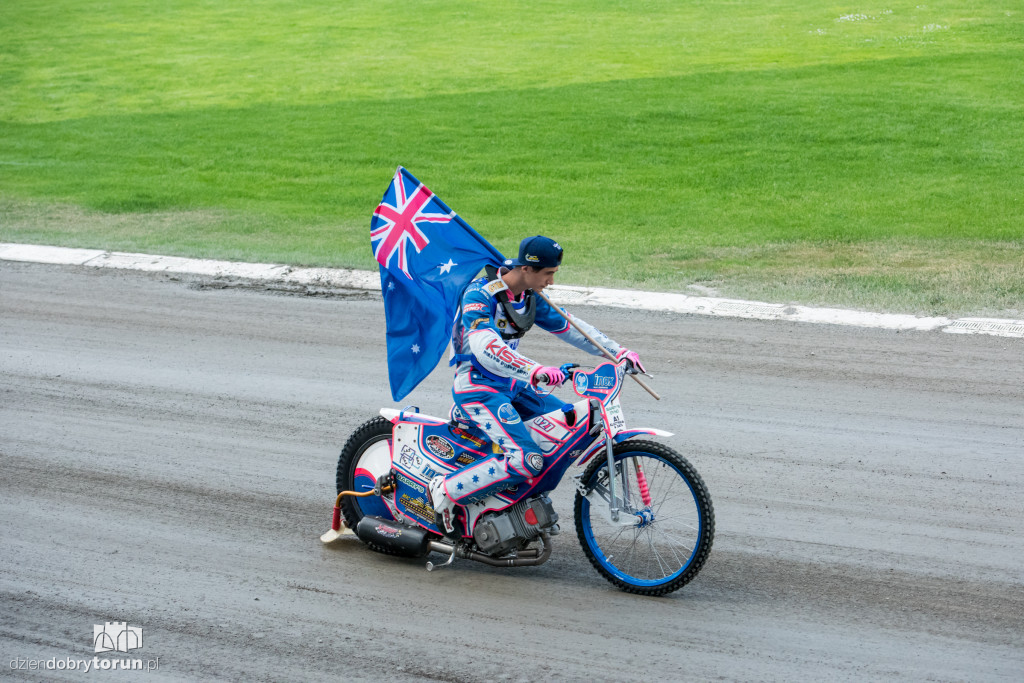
[1,1,1022,316]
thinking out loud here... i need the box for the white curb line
[2,242,1021,339]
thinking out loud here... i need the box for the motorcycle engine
[473,495,559,555]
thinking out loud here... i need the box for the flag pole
[534,289,661,401]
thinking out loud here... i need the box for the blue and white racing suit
[440,271,628,505]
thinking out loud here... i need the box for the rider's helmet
[504,235,563,270]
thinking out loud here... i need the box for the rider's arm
[466,328,543,383]
[534,297,625,359]
[459,286,543,383]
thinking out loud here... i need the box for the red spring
[636,467,653,507]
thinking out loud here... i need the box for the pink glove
[531,365,566,386]
[620,349,646,374]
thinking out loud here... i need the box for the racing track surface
[2,261,1022,681]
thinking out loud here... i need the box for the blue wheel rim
[580,451,703,587]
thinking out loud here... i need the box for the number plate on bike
[606,400,626,436]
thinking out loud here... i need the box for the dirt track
[2,261,1022,681]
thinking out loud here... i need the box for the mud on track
[2,261,1022,681]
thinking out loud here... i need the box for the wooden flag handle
[535,289,660,401]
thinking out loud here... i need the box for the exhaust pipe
[355,516,434,558]
[426,534,553,568]
[463,533,553,567]
[350,516,555,568]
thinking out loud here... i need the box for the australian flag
[371,167,504,401]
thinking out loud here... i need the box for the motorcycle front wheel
[574,440,714,596]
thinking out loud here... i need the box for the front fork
[577,439,653,527]
[604,436,621,523]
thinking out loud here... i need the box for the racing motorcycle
[322,361,714,596]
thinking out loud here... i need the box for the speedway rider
[428,235,645,535]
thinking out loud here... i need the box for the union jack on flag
[372,169,453,279]
[369,167,505,401]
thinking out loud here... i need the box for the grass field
[1,1,1021,316]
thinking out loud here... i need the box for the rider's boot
[428,475,459,537]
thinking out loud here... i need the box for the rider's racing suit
[440,269,630,507]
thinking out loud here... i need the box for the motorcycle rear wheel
[336,416,398,551]
[574,440,714,596]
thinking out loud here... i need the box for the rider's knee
[525,452,545,475]
[506,447,544,478]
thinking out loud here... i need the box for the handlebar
[536,360,647,387]
[535,363,580,386]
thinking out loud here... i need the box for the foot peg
[425,541,457,571]
[374,471,395,495]
[426,550,456,571]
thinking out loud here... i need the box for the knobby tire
[335,416,401,555]
[574,440,714,596]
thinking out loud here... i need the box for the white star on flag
[411,344,420,354]
[439,258,457,275]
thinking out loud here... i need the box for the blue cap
[504,235,564,269]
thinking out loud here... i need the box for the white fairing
[634,427,673,437]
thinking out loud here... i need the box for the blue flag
[371,167,505,401]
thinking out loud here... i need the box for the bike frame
[373,361,671,537]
